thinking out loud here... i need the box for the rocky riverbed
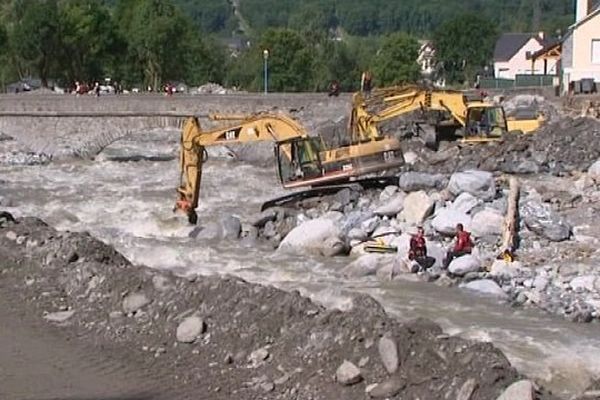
[244,165,600,325]
[0,212,568,400]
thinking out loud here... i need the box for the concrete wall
[0,93,350,114]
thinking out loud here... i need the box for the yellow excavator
[349,85,544,148]
[175,113,404,223]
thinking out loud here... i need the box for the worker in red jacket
[408,226,435,271]
[443,223,473,268]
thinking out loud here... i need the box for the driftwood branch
[501,176,520,254]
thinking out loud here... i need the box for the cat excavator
[175,113,404,224]
[349,85,544,148]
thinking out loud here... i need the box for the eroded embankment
[0,213,560,400]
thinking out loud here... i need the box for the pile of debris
[0,213,561,400]
[195,82,237,95]
[406,116,600,175]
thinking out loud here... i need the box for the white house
[561,0,600,93]
[493,33,557,79]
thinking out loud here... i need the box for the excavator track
[260,176,398,210]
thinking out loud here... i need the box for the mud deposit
[0,214,558,400]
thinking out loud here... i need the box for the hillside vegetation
[0,0,577,93]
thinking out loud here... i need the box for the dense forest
[0,0,578,93]
[238,0,574,37]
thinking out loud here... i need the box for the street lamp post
[263,49,269,95]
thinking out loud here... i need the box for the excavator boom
[175,113,404,224]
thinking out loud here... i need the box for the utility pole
[263,49,269,94]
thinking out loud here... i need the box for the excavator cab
[463,104,508,142]
[276,137,324,186]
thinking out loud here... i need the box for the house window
[593,40,600,64]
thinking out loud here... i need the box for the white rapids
[1,128,600,398]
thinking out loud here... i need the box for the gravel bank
[0,213,563,400]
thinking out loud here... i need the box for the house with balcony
[561,0,600,93]
[493,32,557,79]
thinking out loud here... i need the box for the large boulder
[388,233,412,256]
[340,211,374,235]
[189,222,223,240]
[336,360,362,386]
[371,226,399,244]
[341,254,395,278]
[448,170,496,201]
[320,237,348,257]
[521,201,571,242]
[361,216,381,235]
[570,275,598,292]
[398,172,447,192]
[587,158,600,182]
[176,315,206,343]
[278,217,341,255]
[220,215,242,240]
[376,261,406,280]
[448,255,481,276]
[379,185,399,202]
[431,208,471,236]
[460,279,507,298]
[374,193,406,217]
[496,380,534,400]
[401,191,434,224]
[489,260,525,279]
[471,208,504,237]
[450,192,481,214]
[426,241,446,268]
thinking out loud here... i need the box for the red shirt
[409,235,427,259]
[454,231,472,252]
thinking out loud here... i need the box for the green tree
[115,0,195,89]
[184,34,227,85]
[175,0,235,33]
[372,32,420,86]
[433,13,498,85]
[288,3,336,35]
[8,0,61,87]
[0,24,6,53]
[58,0,120,85]
[0,24,11,90]
[311,40,360,92]
[228,28,316,92]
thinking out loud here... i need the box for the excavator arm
[175,113,309,224]
[349,85,470,143]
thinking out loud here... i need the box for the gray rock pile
[406,116,600,175]
[217,167,600,323]
[195,82,236,95]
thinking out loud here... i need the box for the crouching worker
[443,223,473,268]
[408,226,436,272]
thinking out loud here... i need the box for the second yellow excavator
[349,85,544,148]
[175,113,404,224]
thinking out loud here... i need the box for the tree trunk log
[501,176,520,254]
